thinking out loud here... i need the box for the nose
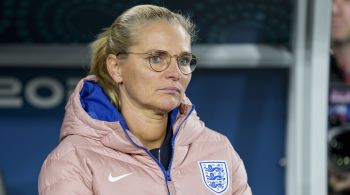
[165,57,182,80]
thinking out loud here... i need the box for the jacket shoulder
[46,135,95,159]
[38,135,93,194]
[196,127,231,144]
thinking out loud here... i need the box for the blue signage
[0,67,85,115]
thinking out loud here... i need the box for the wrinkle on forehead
[129,20,191,54]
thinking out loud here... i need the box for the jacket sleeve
[38,149,93,195]
[225,137,252,195]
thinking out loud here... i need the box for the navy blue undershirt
[149,119,173,170]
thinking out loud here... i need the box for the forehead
[130,20,191,53]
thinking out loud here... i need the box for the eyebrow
[146,49,193,55]
[147,49,168,54]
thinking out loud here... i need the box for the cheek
[131,74,150,96]
[181,76,191,92]
[132,71,155,97]
[121,65,145,95]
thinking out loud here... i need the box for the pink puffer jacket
[38,76,252,195]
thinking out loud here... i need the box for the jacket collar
[60,75,203,154]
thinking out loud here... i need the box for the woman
[38,4,251,195]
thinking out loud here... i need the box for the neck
[120,100,168,150]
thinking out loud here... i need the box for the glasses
[117,50,197,75]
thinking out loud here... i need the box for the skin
[332,0,350,42]
[332,0,350,71]
[106,20,192,149]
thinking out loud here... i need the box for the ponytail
[89,28,121,108]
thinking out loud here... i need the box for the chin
[157,99,181,113]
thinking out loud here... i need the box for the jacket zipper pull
[158,149,161,162]
[165,169,172,181]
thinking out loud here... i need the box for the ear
[106,54,123,83]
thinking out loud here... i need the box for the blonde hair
[89,4,196,109]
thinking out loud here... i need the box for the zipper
[122,130,172,194]
[166,105,195,181]
[120,105,195,195]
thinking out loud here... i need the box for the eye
[178,55,192,66]
[149,55,162,64]
[148,51,168,64]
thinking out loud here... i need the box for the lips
[159,86,181,93]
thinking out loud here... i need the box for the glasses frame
[117,50,197,75]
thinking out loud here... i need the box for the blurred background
[0,0,332,195]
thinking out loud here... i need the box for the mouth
[159,87,181,94]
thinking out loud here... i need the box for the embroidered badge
[198,161,229,194]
